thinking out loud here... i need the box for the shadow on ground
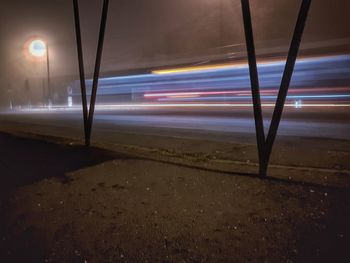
[0,132,121,193]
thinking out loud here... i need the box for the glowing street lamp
[27,38,52,107]
[28,39,47,58]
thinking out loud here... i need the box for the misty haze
[0,0,349,262]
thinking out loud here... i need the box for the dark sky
[1,0,350,105]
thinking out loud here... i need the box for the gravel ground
[0,133,350,263]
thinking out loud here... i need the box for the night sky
[0,0,349,105]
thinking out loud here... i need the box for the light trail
[62,54,350,112]
[95,103,350,108]
[95,103,350,109]
[158,94,350,102]
[144,87,350,98]
[151,55,350,75]
[13,103,350,114]
[144,90,251,98]
[152,63,247,75]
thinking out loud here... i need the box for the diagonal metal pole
[241,0,266,176]
[86,0,110,146]
[262,0,312,175]
[73,0,89,146]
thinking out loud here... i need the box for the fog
[0,0,349,107]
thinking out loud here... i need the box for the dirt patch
[0,133,350,262]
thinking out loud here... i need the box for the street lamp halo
[28,39,47,57]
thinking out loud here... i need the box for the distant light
[294,100,303,109]
[68,96,73,107]
[28,39,47,57]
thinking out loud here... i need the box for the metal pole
[7,84,13,110]
[73,0,89,146]
[42,78,46,106]
[262,0,312,175]
[46,42,51,107]
[86,0,109,146]
[241,0,266,176]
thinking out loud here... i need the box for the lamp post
[28,39,51,107]
[7,84,13,110]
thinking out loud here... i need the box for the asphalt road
[1,107,349,142]
[1,107,349,185]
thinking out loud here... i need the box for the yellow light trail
[152,63,247,74]
[151,55,341,75]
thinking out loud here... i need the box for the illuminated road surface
[1,107,349,143]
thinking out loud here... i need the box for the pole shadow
[0,132,129,195]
